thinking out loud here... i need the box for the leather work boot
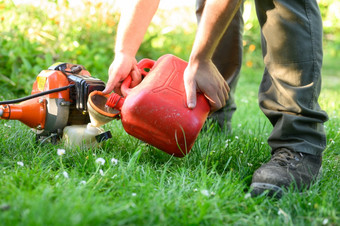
[250,148,322,198]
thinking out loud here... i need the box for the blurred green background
[0,0,339,96]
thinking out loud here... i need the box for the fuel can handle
[121,59,155,96]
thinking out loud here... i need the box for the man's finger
[102,80,115,94]
[208,94,221,113]
[219,81,229,107]
[224,81,230,93]
[103,76,119,94]
[184,78,197,109]
[130,69,142,88]
[219,89,227,108]
[103,66,120,94]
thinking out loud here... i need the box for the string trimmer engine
[0,63,106,142]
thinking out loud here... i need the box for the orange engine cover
[31,70,70,101]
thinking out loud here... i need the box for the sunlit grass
[0,1,339,225]
[1,60,339,225]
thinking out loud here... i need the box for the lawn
[0,52,339,225]
[0,1,339,225]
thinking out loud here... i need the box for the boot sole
[250,182,283,198]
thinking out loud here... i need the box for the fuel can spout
[0,98,46,129]
[106,93,124,110]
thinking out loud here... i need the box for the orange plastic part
[0,98,46,129]
[88,91,122,118]
[107,54,210,157]
[31,70,70,101]
[0,69,71,129]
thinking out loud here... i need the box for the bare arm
[184,0,242,112]
[103,0,160,94]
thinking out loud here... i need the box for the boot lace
[272,148,303,167]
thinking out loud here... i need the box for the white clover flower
[95,158,105,165]
[17,161,24,167]
[201,189,210,197]
[277,209,287,216]
[57,148,66,156]
[322,219,329,225]
[73,41,79,48]
[132,193,137,197]
[244,193,251,199]
[80,180,86,185]
[235,136,239,139]
[194,188,198,192]
[111,158,118,165]
[99,169,104,176]
[63,171,69,179]
[225,139,229,148]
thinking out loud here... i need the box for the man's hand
[102,52,142,95]
[183,0,240,113]
[184,58,230,113]
[103,0,160,95]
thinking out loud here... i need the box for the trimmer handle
[121,59,155,96]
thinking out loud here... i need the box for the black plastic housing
[67,74,105,111]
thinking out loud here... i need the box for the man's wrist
[188,48,214,63]
[114,49,135,59]
[188,53,212,67]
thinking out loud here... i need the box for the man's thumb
[102,82,114,94]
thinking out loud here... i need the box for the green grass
[1,1,339,224]
[1,53,339,225]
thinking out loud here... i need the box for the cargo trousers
[196,0,328,156]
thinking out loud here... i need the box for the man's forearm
[189,0,242,62]
[115,0,160,56]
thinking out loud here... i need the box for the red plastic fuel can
[107,54,210,157]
